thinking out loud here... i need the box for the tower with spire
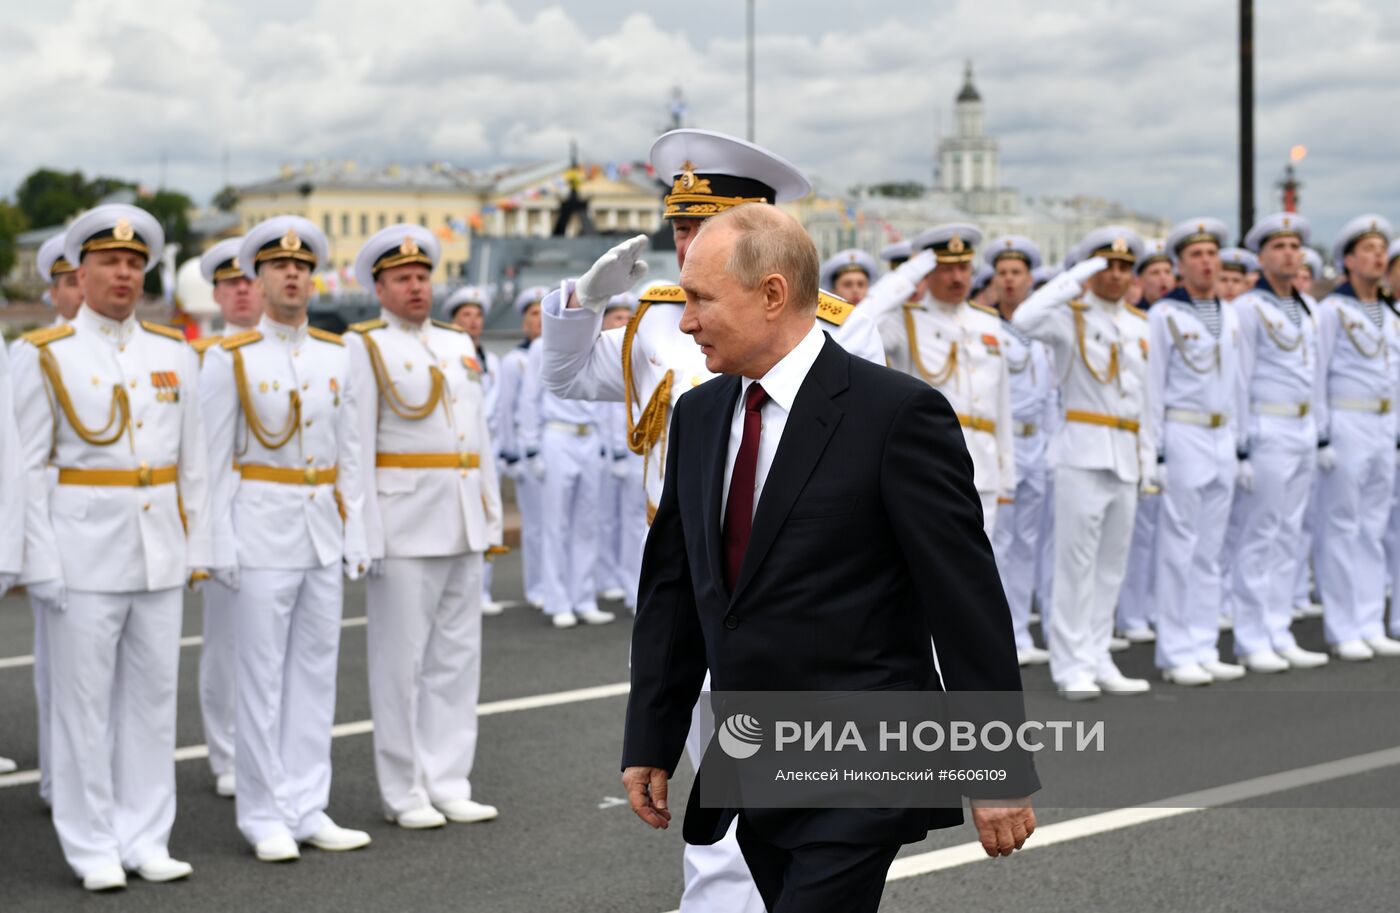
[936,62,1008,214]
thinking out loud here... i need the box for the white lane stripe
[0,616,369,670]
[658,744,1400,912]
[0,680,631,789]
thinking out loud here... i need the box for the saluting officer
[346,225,504,829]
[200,215,372,862]
[10,204,213,890]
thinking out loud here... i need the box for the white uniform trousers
[367,554,484,816]
[30,595,53,805]
[1384,466,1400,637]
[1230,424,1316,656]
[1294,484,1321,606]
[978,491,999,538]
[1117,494,1158,633]
[1153,426,1237,669]
[680,673,766,913]
[1316,412,1395,644]
[1219,490,1249,623]
[199,578,237,779]
[47,587,183,878]
[1047,467,1137,687]
[234,563,342,845]
[596,462,626,594]
[1034,474,1055,622]
[992,467,1048,651]
[541,428,601,616]
[516,471,546,606]
[618,455,649,611]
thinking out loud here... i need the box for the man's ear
[761,273,789,320]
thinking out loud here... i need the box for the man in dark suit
[621,203,1038,912]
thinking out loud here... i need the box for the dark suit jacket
[622,333,1036,849]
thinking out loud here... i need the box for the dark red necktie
[723,382,768,591]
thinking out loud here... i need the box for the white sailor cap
[444,285,488,317]
[37,232,75,284]
[1219,247,1258,274]
[1165,217,1229,262]
[1135,238,1171,274]
[880,240,912,266]
[238,215,328,279]
[820,249,878,290]
[64,204,163,274]
[514,286,549,314]
[1301,247,1324,277]
[1031,264,1062,286]
[606,292,639,312]
[1332,214,1394,270]
[354,223,439,293]
[199,237,246,284]
[970,264,994,294]
[984,235,1042,271]
[1077,226,1145,265]
[651,129,811,220]
[912,223,982,264]
[1244,212,1311,252]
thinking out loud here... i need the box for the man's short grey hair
[701,203,819,313]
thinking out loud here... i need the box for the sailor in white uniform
[494,289,548,609]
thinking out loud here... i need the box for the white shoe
[481,600,505,616]
[1277,645,1329,669]
[1299,602,1324,619]
[1291,606,1305,621]
[1202,660,1246,681]
[134,856,192,883]
[0,756,16,775]
[305,823,371,852]
[1218,613,1233,631]
[82,864,127,892]
[577,609,616,626]
[215,773,236,798]
[528,598,545,610]
[1121,627,1156,644]
[1161,663,1214,686]
[254,834,300,863]
[436,798,499,823]
[599,587,626,601]
[1364,635,1400,657]
[1016,646,1050,666]
[1096,673,1151,695]
[1239,650,1289,674]
[550,612,577,629]
[1028,611,1042,624]
[1057,680,1101,701]
[388,806,447,830]
[1332,640,1375,662]
[1108,636,1130,652]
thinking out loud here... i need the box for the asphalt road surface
[2,553,1398,912]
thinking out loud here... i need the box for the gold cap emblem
[280,228,302,251]
[948,233,965,254]
[1197,222,1206,233]
[400,236,420,256]
[230,257,240,271]
[1111,236,1128,253]
[1370,219,1378,231]
[113,218,134,242]
[1004,239,1013,249]
[1282,216,1291,228]
[679,160,697,191]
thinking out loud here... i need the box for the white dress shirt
[720,322,826,520]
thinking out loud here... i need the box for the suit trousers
[367,554,484,815]
[992,466,1048,651]
[1117,492,1158,633]
[234,563,342,845]
[29,594,52,805]
[735,813,900,913]
[47,587,183,877]
[1047,467,1137,687]
[200,578,237,779]
[541,428,601,616]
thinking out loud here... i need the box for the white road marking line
[0,680,631,790]
[658,744,1400,913]
[0,616,369,670]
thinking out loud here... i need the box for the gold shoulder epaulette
[639,284,686,305]
[21,324,75,347]
[140,320,187,342]
[1125,304,1147,320]
[308,327,345,346]
[431,319,465,333]
[221,330,263,350]
[191,335,224,354]
[348,318,387,334]
[968,301,1000,318]
[815,291,854,326]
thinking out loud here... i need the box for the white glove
[528,456,546,480]
[1236,458,1255,493]
[609,456,631,480]
[893,249,937,287]
[1146,460,1166,493]
[1066,255,1109,288]
[344,556,369,581]
[0,573,17,599]
[577,234,650,313]
[369,558,385,578]
[1317,445,1337,473]
[29,579,67,613]
[213,566,241,591]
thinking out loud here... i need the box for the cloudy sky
[3,0,1398,240]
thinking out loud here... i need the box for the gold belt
[240,464,338,485]
[376,452,480,470]
[1064,410,1141,433]
[57,464,178,487]
[545,420,595,436]
[956,413,997,434]
[1014,421,1038,437]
